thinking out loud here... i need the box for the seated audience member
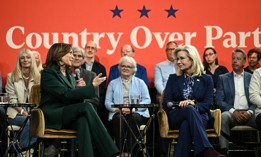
[39,43,118,157]
[105,56,151,157]
[5,48,40,150]
[216,48,256,156]
[81,41,107,126]
[163,45,224,157]
[203,47,228,91]
[244,48,261,74]
[71,46,99,110]
[31,50,43,72]
[249,67,261,131]
[154,41,178,156]
[203,47,228,109]
[154,41,178,97]
[108,44,149,85]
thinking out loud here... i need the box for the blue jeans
[8,114,37,149]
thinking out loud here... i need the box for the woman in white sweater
[5,48,40,149]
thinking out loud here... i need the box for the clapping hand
[92,73,106,87]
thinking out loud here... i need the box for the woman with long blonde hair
[5,48,40,149]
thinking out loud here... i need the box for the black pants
[112,113,148,154]
[256,114,261,131]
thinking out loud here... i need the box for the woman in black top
[203,47,228,108]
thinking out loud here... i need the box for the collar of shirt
[167,60,174,65]
[233,71,244,78]
[85,60,94,65]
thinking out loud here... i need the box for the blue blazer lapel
[177,76,185,99]
[193,77,201,97]
[227,72,235,101]
[243,72,250,99]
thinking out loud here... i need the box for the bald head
[84,40,97,60]
[121,44,135,57]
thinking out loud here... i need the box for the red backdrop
[1,0,261,87]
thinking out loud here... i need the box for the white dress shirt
[229,71,249,114]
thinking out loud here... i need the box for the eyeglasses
[85,46,96,51]
[166,48,175,52]
[204,53,214,57]
[120,65,133,69]
[73,54,83,58]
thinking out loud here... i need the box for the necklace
[22,75,30,80]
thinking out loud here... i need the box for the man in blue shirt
[108,44,149,85]
[154,41,178,96]
[153,41,178,156]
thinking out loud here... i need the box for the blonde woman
[31,50,43,72]
[5,48,40,149]
[163,45,224,157]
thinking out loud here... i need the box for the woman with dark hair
[203,47,228,89]
[203,47,228,109]
[39,43,119,157]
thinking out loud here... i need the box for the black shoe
[220,148,228,157]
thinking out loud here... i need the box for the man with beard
[244,48,261,74]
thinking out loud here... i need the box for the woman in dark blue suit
[163,45,224,157]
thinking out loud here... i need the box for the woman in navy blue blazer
[163,45,224,157]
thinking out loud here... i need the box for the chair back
[30,108,45,137]
[29,84,41,106]
[157,91,221,138]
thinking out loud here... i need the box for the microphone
[167,101,180,108]
[75,68,81,80]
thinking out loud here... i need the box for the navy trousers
[167,106,212,157]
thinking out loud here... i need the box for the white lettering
[131,26,152,49]
[62,32,78,46]
[205,26,223,47]
[253,28,261,47]
[223,32,237,47]
[6,25,261,54]
[205,26,261,48]
[79,29,91,48]
[238,32,251,47]
[6,26,25,48]
[106,33,124,55]
[93,33,105,48]
[42,33,59,48]
[26,33,42,48]
[153,33,170,48]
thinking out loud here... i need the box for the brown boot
[203,148,225,157]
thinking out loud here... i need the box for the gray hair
[72,46,85,59]
[118,56,137,75]
[233,48,247,60]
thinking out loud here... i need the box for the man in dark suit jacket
[81,41,108,127]
[216,48,256,156]
[108,44,149,85]
[72,46,99,110]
